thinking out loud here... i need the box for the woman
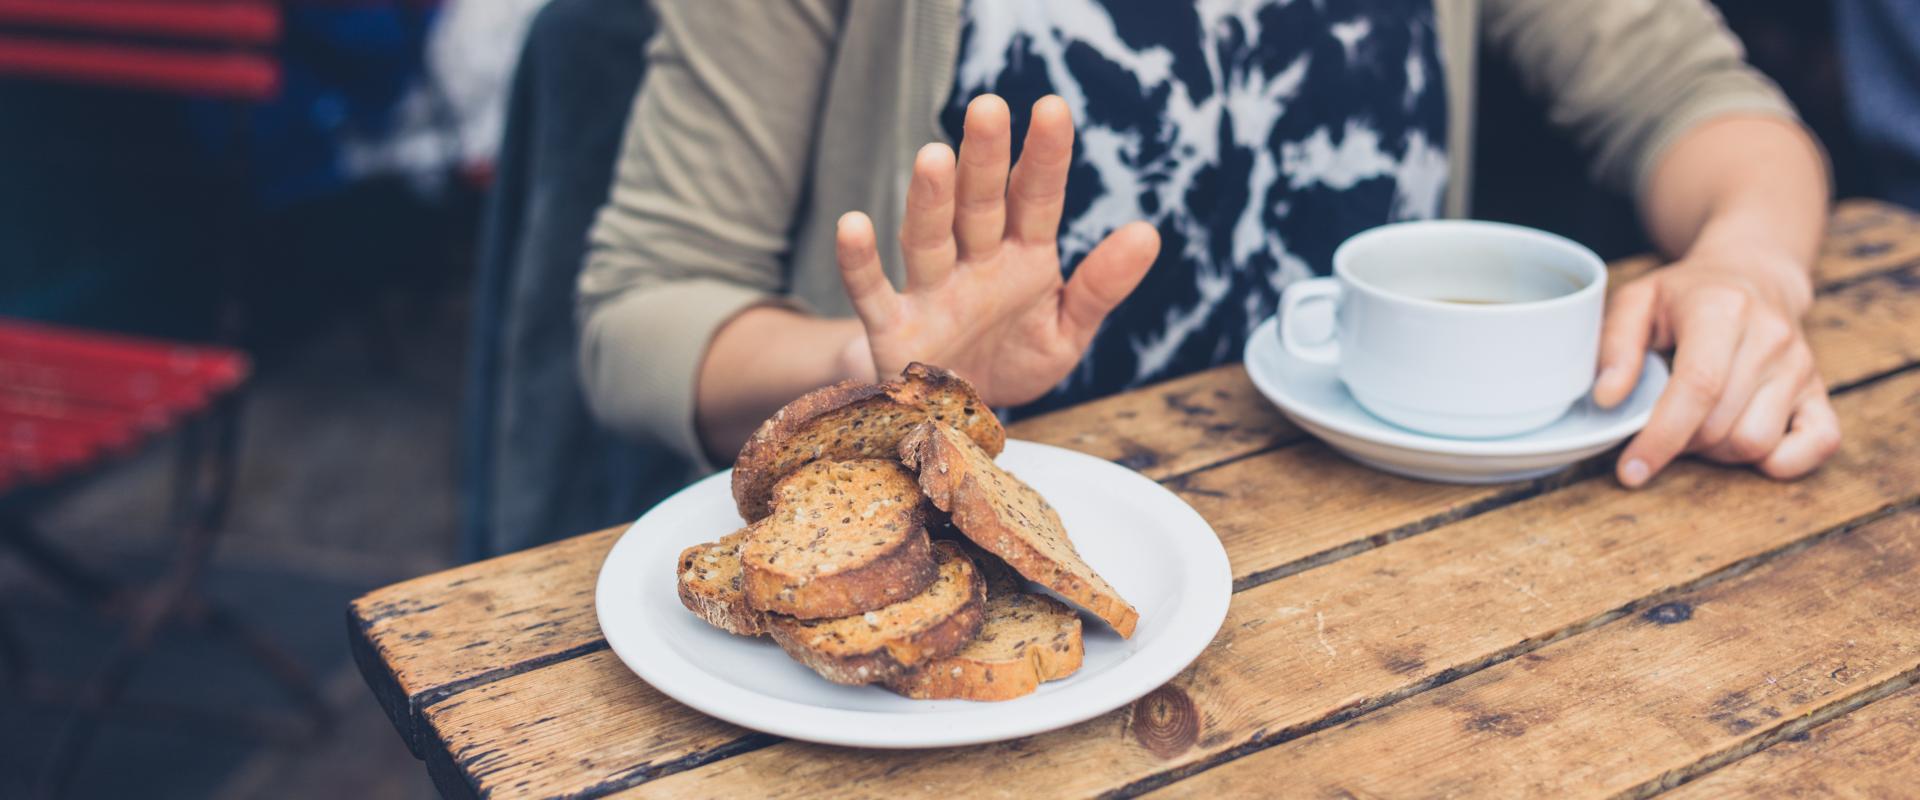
[578,0,1837,490]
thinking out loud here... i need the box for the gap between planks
[467,367,1920,799]
[1628,668,1920,799]
[1147,510,1920,799]
[1656,677,1920,798]
[1114,498,1920,799]
[416,272,1920,790]
[359,233,1920,728]
[363,202,1920,791]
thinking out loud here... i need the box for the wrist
[831,323,878,384]
[1682,237,1814,314]
[1688,206,1817,292]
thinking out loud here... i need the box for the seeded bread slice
[675,531,767,636]
[732,363,1005,521]
[884,589,1084,701]
[740,459,935,619]
[767,541,986,685]
[901,422,1141,638]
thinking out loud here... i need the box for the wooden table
[352,199,1920,799]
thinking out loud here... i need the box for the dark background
[1475,2,1866,260]
[0,2,1871,338]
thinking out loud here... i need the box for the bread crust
[767,542,987,685]
[899,362,1006,454]
[901,422,1141,638]
[742,523,935,619]
[675,532,768,636]
[731,363,1004,521]
[731,379,891,520]
[741,460,936,619]
[884,592,1084,701]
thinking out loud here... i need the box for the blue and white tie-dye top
[943,0,1450,414]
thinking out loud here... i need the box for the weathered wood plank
[1819,198,1920,282]
[1158,511,1920,799]
[1179,261,1920,587]
[420,650,761,799]
[354,199,1920,783]
[348,527,622,753]
[1665,681,1920,799]
[1807,264,1920,387]
[601,372,1920,798]
[1008,365,1298,480]
[402,264,1920,797]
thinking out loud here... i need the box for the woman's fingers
[836,212,898,329]
[1692,315,1796,449]
[1758,387,1842,480]
[1593,280,1656,408]
[1006,96,1075,245]
[1616,292,1746,488]
[901,144,958,291]
[1059,222,1160,349]
[953,95,1012,262]
[1697,366,1802,464]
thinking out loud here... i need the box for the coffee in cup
[1278,220,1607,439]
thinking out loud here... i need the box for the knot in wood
[1130,683,1200,759]
[1641,602,1693,625]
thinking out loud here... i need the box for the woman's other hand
[1594,246,1839,487]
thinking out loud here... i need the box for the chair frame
[0,1,338,796]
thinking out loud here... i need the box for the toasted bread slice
[732,363,1004,521]
[675,531,767,636]
[768,541,986,685]
[885,588,1084,701]
[901,422,1141,638]
[741,459,935,619]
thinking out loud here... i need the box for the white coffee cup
[1279,220,1607,439]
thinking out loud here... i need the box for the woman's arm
[1639,116,1825,267]
[576,0,844,467]
[1595,116,1839,487]
[694,308,869,464]
[1484,0,1840,486]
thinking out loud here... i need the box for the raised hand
[833,94,1160,406]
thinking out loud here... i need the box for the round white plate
[594,440,1232,749]
[1243,315,1668,483]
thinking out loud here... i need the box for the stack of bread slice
[675,363,1139,700]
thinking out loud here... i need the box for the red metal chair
[0,0,280,100]
[0,319,333,798]
[0,2,333,796]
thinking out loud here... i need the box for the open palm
[835,94,1161,406]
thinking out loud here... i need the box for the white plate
[1243,316,1668,483]
[594,440,1232,749]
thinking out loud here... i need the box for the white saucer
[1243,316,1668,484]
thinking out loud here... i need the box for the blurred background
[0,0,1902,797]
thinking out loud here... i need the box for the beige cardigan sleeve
[577,0,843,463]
[1481,0,1801,198]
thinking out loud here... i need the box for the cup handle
[1279,278,1342,366]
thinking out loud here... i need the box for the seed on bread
[741,459,937,619]
[675,531,768,636]
[731,363,1005,521]
[901,421,1141,638]
[768,541,987,685]
[884,581,1085,701]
